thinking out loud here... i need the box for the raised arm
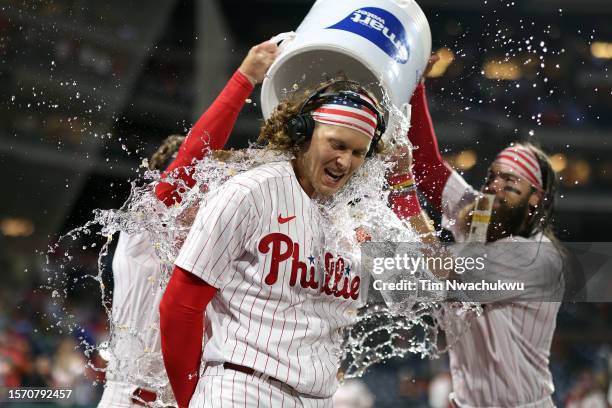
[155,41,278,206]
[407,82,453,212]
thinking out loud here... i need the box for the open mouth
[324,168,344,184]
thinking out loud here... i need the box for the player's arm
[405,55,479,239]
[385,149,453,280]
[155,41,278,206]
[159,183,256,407]
[159,266,216,408]
[385,143,461,281]
[406,80,453,212]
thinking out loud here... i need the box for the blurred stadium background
[1,0,611,406]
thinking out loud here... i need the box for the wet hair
[257,76,385,155]
[514,142,558,239]
[148,134,186,171]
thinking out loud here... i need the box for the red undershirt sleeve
[155,70,254,207]
[408,83,453,212]
[159,266,218,408]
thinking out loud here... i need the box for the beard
[486,197,531,242]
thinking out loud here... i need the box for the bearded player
[98,40,278,408]
[386,75,565,407]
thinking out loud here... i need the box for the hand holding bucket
[268,32,296,49]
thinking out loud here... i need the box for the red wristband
[390,189,422,219]
[387,173,416,192]
[388,173,422,219]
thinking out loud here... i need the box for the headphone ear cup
[287,114,315,144]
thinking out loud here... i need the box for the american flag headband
[493,146,544,192]
[298,82,387,141]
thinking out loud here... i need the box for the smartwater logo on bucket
[326,7,409,64]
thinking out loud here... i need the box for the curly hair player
[157,71,415,407]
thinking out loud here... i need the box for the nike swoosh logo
[278,214,296,224]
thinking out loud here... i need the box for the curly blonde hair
[148,134,185,170]
[257,77,385,155]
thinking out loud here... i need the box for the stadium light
[427,48,455,78]
[443,150,478,171]
[550,153,567,172]
[0,217,35,237]
[483,60,522,80]
[591,41,612,59]
[455,150,477,170]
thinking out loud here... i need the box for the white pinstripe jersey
[108,231,171,391]
[441,171,563,408]
[175,161,364,399]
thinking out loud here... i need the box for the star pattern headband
[310,92,379,140]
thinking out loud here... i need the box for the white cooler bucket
[261,0,431,121]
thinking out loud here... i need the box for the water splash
[339,301,482,379]
[42,88,479,403]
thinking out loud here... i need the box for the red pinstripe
[262,178,286,373]
[189,189,241,271]
[293,178,308,388]
[238,190,268,366]
[197,195,250,279]
[263,176,288,376]
[250,176,278,369]
[231,369,236,406]
[529,303,543,345]
[226,253,258,357]
[274,175,293,381]
[312,299,332,396]
[306,203,322,395]
[243,371,247,408]
[483,313,493,403]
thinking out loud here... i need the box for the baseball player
[98,41,278,408]
[387,75,565,407]
[158,77,405,407]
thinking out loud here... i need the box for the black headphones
[285,80,386,157]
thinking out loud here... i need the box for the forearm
[387,174,437,241]
[387,173,457,280]
[159,266,217,408]
[408,83,453,211]
[155,70,254,206]
[388,173,422,221]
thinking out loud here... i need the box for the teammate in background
[388,68,565,407]
[97,40,278,408]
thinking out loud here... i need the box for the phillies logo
[258,233,360,300]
